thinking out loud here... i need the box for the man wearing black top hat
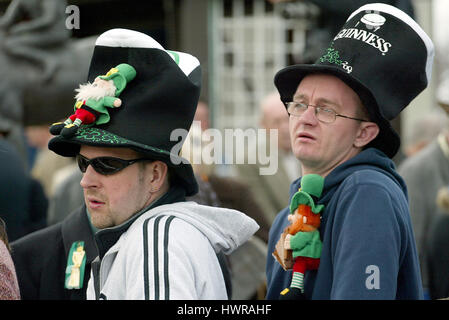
[266,3,434,299]
[13,28,259,300]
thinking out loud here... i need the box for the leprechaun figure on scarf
[279,174,324,300]
[50,63,136,138]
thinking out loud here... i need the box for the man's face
[289,74,366,176]
[79,145,153,229]
[194,102,210,132]
[262,98,291,152]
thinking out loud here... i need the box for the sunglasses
[76,154,153,175]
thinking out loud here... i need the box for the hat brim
[48,127,198,196]
[274,64,400,158]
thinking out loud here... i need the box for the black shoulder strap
[91,256,101,300]
[216,251,232,299]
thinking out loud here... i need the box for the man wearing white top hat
[18,28,259,300]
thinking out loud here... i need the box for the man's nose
[80,164,100,189]
[296,105,319,125]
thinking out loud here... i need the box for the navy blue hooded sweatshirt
[266,148,423,299]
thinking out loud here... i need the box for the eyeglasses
[76,154,153,175]
[285,102,368,123]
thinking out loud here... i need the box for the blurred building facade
[180,0,442,164]
[0,0,445,164]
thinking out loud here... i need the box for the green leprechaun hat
[98,63,137,96]
[289,174,325,214]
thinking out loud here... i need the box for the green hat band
[75,127,171,157]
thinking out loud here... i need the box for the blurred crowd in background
[1,0,449,300]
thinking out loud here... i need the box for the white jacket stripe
[143,215,176,300]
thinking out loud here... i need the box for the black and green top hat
[274,3,434,158]
[48,29,202,196]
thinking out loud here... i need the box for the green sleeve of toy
[103,96,119,107]
[290,230,322,259]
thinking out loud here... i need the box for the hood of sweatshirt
[288,148,407,210]
[94,185,259,258]
[138,201,260,255]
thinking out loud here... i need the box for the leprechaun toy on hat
[48,28,202,196]
[274,174,324,300]
[50,63,137,138]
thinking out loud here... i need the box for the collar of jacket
[94,185,186,259]
[61,205,98,263]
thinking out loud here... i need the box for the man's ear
[148,161,168,192]
[354,121,380,148]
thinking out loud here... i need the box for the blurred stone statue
[0,0,95,166]
[0,0,69,80]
